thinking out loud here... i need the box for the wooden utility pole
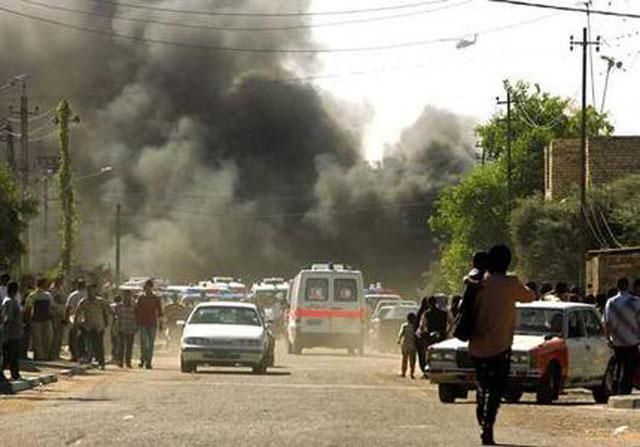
[570,27,600,288]
[20,82,30,273]
[496,84,513,210]
[115,202,121,285]
[4,121,16,174]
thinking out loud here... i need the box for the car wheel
[591,385,609,404]
[438,384,457,403]
[536,363,560,405]
[504,388,524,403]
[180,356,195,373]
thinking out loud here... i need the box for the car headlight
[511,352,531,365]
[183,337,205,345]
[236,339,262,347]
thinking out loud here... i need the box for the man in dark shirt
[423,296,448,346]
[135,280,163,369]
[2,282,23,380]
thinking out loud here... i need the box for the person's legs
[116,332,125,367]
[125,333,134,367]
[401,349,408,377]
[474,350,510,445]
[31,322,44,360]
[43,321,54,360]
[8,339,21,379]
[146,326,157,368]
[618,346,639,395]
[139,327,150,367]
[416,338,426,374]
[95,330,105,368]
[68,326,78,361]
[409,349,417,378]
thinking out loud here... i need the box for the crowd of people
[0,276,185,382]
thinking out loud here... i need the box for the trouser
[86,329,105,367]
[416,338,427,373]
[2,339,21,379]
[612,345,640,395]
[118,333,135,366]
[139,325,157,367]
[69,326,87,361]
[51,320,64,360]
[20,324,31,360]
[472,349,511,434]
[31,320,53,361]
[401,347,417,377]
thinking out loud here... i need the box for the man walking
[115,291,137,368]
[66,279,87,362]
[2,282,23,380]
[25,278,54,361]
[75,285,110,369]
[422,296,448,346]
[49,278,66,360]
[604,277,640,395]
[469,245,535,445]
[136,280,163,369]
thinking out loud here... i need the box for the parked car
[180,302,275,374]
[369,304,419,352]
[426,302,612,404]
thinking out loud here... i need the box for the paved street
[1,344,640,446]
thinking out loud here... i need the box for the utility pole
[4,121,16,174]
[20,82,30,273]
[496,84,513,210]
[43,176,49,238]
[570,27,600,289]
[115,202,121,285]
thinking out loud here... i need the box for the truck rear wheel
[438,384,457,403]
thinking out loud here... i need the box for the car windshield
[189,306,261,326]
[515,308,564,336]
[383,306,418,320]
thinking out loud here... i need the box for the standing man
[49,278,66,360]
[604,277,640,395]
[75,284,110,369]
[115,291,137,368]
[2,282,23,380]
[25,278,54,361]
[469,245,535,445]
[422,296,448,346]
[0,274,10,300]
[66,279,87,362]
[135,280,163,369]
[163,295,186,350]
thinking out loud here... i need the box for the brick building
[587,247,640,295]
[545,136,640,200]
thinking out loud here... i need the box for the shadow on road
[14,396,111,402]
[195,370,291,377]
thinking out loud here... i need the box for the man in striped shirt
[604,277,640,395]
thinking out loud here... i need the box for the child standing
[397,312,418,379]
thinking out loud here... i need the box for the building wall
[546,136,640,200]
[587,249,640,295]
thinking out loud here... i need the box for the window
[334,278,358,302]
[305,278,328,302]
[582,310,604,337]
[189,307,261,326]
[567,311,585,338]
[516,308,563,336]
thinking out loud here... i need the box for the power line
[489,0,640,19]
[0,4,553,54]
[79,0,451,17]
[18,0,473,32]
[0,4,461,53]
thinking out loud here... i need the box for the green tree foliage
[430,81,613,292]
[0,166,37,270]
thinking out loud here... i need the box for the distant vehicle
[180,302,275,374]
[120,277,170,293]
[364,288,402,314]
[371,299,417,321]
[426,302,612,404]
[199,278,248,301]
[369,303,419,352]
[287,263,366,355]
[250,278,289,336]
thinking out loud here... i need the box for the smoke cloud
[0,1,476,293]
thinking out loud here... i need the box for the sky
[307,0,640,160]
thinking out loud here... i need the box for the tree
[430,81,613,292]
[56,100,78,279]
[0,166,37,270]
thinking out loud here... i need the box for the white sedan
[180,302,275,374]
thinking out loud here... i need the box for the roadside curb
[608,395,640,409]
[1,363,95,395]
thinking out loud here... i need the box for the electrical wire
[79,0,452,17]
[18,0,473,32]
[582,205,608,249]
[6,108,55,123]
[489,0,640,19]
[0,4,553,54]
[596,206,623,248]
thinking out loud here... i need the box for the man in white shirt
[65,279,87,362]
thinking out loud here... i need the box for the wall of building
[587,248,640,296]
[545,136,640,200]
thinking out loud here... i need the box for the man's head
[407,312,417,325]
[7,281,18,298]
[472,251,490,271]
[144,279,154,295]
[540,283,553,295]
[36,277,49,290]
[123,290,133,305]
[617,277,630,292]
[76,279,86,291]
[554,282,568,296]
[0,273,10,286]
[487,244,512,274]
[427,296,437,308]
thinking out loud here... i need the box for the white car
[180,302,275,374]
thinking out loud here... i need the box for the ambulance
[286,263,366,355]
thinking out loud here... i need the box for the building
[545,136,640,200]
[587,247,640,296]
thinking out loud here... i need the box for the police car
[426,302,612,404]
